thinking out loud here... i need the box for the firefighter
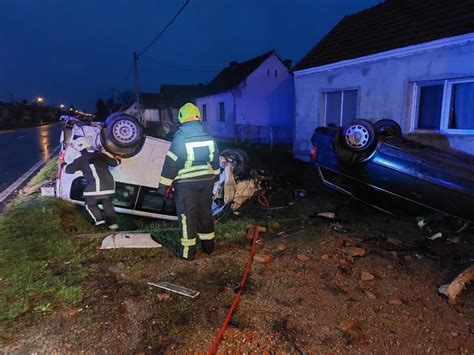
[65,137,121,230]
[158,102,220,260]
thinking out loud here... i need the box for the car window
[137,187,176,215]
[113,183,139,208]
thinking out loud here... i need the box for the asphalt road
[0,123,62,193]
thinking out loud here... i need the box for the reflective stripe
[160,176,173,186]
[175,169,214,180]
[184,140,215,169]
[85,204,97,223]
[198,232,215,240]
[166,151,178,161]
[181,238,197,246]
[213,168,220,175]
[181,214,189,259]
[89,164,100,192]
[83,189,115,196]
[177,164,212,176]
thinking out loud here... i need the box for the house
[293,0,474,160]
[125,84,208,135]
[125,93,161,126]
[195,50,294,144]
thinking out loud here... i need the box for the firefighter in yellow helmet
[158,103,220,260]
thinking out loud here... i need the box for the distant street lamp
[60,104,65,109]
[36,97,44,104]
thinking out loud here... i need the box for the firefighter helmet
[72,137,92,151]
[178,103,201,123]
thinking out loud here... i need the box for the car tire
[341,119,377,152]
[374,119,402,138]
[101,113,145,158]
[219,148,249,177]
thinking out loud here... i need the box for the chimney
[229,61,238,68]
[283,59,292,70]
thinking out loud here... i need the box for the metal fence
[235,124,292,147]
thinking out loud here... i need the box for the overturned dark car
[310,119,474,223]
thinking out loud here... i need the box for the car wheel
[374,119,402,138]
[101,113,145,158]
[341,119,377,152]
[219,148,249,177]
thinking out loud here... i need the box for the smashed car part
[438,265,474,304]
[147,281,199,298]
[311,119,474,222]
[428,232,443,241]
[21,179,53,196]
[317,212,336,220]
[40,186,55,197]
[100,232,162,249]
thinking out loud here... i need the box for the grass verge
[28,157,58,186]
[0,169,95,344]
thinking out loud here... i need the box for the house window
[202,104,207,121]
[219,102,225,121]
[267,69,270,77]
[414,78,474,132]
[275,70,278,78]
[323,90,358,126]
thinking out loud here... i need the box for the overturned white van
[56,113,256,221]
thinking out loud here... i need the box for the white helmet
[72,137,92,151]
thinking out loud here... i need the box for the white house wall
[234,54,294,143]
[196,92,235,139]
[143,109,160,122]
[197,54,294,144]
[294,41,474,160]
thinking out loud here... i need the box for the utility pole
[133,51,142,123]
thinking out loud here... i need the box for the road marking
[0,146,60,203]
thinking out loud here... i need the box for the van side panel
[112,137,171,188]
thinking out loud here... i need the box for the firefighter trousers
[84,195,117,226]
[174,177,215,260]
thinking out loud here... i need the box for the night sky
[0,0,382,111]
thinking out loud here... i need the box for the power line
[138,0,190,58]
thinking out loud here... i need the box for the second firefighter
[157,103,220,260]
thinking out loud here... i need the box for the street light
[60,104,65,109]
[37,97,44,104]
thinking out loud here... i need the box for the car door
[359,139,420,201]
[413,146,474,221]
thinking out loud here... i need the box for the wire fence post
[133,51,142,123]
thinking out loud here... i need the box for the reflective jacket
[158,121,219,194]
[65,149,120,196]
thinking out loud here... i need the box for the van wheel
[341,119,377,152]
[101,113,145,158]
[375,119,402,138]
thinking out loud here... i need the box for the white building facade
[196,52,294,144]
[293,1,474,160]
[294,35,474,160]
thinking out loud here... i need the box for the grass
[28,157,58,186]
[0,193,95,343]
